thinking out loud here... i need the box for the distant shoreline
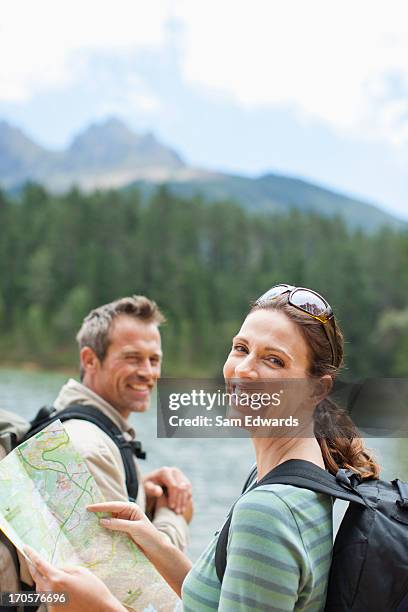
[0,361,76,376]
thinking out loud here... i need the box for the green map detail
[0,421,181,612]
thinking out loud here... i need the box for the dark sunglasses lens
[256,284,292,304]
[290,290,327,317]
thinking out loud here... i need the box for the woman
[27,284,379,611]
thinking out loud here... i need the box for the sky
[1,0,407,219]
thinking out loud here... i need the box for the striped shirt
[182,484,333,611]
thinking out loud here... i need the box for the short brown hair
[76,295,165,374]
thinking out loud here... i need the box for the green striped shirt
[182,484,333,611]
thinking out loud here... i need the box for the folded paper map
[0,420,181,612]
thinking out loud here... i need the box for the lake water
[1,367,407,561]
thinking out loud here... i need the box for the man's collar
[53,378,136,438]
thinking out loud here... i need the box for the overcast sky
[1,0,407,218]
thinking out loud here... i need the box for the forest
[1,183,407,378]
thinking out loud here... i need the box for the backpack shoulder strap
[215,459,366,584]
[0,409,29,450]
[256,459,366,505]
[25,404,144,502]
[241,464,257,494]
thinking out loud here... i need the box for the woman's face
[223,309,316,430]
[223,308,310,382]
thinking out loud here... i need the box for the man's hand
[143,466,192,515]
[155,492,194,524]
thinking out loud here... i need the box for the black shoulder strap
[215,459,366,584]
[255,459,367,504]
[241,464,257,494]
[25,404,145,502]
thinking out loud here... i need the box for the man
[0,410,31,611]
[52,295,191,550]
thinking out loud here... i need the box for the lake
[1,367,407,560]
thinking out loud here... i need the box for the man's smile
[127,383,151,394]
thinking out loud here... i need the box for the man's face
[83,315,162,418]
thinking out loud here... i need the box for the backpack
[23,404,147,502]
[0,409,29,453]
[0,409,34,612]
[215,459,408,611]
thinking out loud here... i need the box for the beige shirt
[53,379,188,551]
[0,443,43,610]
[0,444,21,592]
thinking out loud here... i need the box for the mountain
[0,121,54,185]
[65,118,183,172]
[131,172,403,232]
[0,118,405,231]
[0,118,184,191]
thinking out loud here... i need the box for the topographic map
[0,421,182,611]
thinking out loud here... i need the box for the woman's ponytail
[314,399,380,479]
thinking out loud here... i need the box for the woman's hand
[24,546,125,612]
[87,501,165,557]
[88,501,192,598]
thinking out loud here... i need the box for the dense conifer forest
[1,183,407,377]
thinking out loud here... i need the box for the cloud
[0,0,172,101]
[95,74,161,118]
[1,0,408,147]
[174,0,408,147]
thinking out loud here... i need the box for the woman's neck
[252,436,325,480]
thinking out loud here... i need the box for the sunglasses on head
[255,284,338,367]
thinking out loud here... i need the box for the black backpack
[215,459,408,611]
[23,404,146,502]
